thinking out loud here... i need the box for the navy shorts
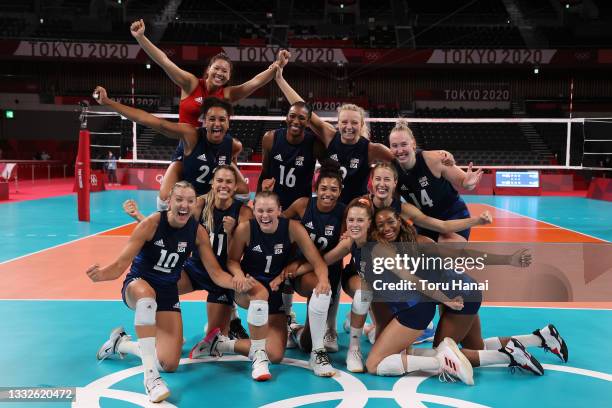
[183,258,234,306]
[392,302,436,330]
[441,273,482,315]
[416,199,471,242]
[258,280,285,315]
[341,262,359,294]
[122,275,181,313]
[171,141,184,162]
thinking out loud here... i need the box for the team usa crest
[295,156,304,166]
[177,241,188,253]
[217,155,227,165]
[419,176,429,187]
[350,158,360,169]
[274,243,284,254]
[325,225,335,236]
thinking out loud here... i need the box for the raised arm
[401,202,492,233]
[94,86,196,146]
[225,65,277,103]
[123,199,146,222]
[368,142,395,163]
[282,197,308,220]
[257,131,274,192]
[130,19,199,94]
[85,214,157,282]
[274,69,336,146]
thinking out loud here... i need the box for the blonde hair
[200,165,239,233]
[390,118,416,144]
[371,161,398,182]
[170,180,196,197]
[337,103,370,139]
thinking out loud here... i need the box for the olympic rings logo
[72,356,612,407]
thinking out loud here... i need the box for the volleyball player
[130,19,288,208]
[265,159,346,375]
[388,119,483,242]
[93,88,248,196]
[124,165,253,340]
[190,191,330,381]
[87,181,252,402]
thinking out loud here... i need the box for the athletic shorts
[416,199,471,242]
[122,276,180,313]
[392,302,437,330]
[183,258,234,306]
[341,262,359,294]
[290,262,341,304]
[440,273,482,315]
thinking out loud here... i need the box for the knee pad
[247,300,268,327]
[309,293,331,316]
[351,290,371,316]
[134,297,157,326]
[156,196,169,211]
[377,354,406,376]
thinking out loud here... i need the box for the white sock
[217,338,236,354]
[156,196,169,211]
[117,338,141,357]
[138,337,160,379]
[478,350,511,366]
[406,355,440,373]
[483,337,503,350]
[249,338,266,359]
[282,292,293,315]
[349,327,362,351]
[230,303,239,321]
[376,354,406,376]
[410,348,437,357]
[512,334,542,348]
[308,293,331,351]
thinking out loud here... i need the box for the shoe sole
[347,366,365,373]
[324,345,339,353]
[150,390,170,403]
[253,373,272,381]
[443,338,474,385]
[548,324,568,363]
[188,327,221,359]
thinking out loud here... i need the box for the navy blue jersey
[370,194,402,214]
[209,199,243,268]
[327,132,370,205]
[183,129,234,195]
[267,128,317,210]
[301,198,345,254]
[394,152,462,219]
[129,211,198,286]
[241,218,292,284]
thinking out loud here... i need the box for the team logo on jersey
[173,302,181,310]
[218,155,227,165]
[197,153,207,161]
[329,154,339,161]
[419,176,429,187]
[325,225,335,236]
[400,185,409,191]
[274,243,284,254]
[252,245,263,253]
[177,241,188,253]
[295,156,304,166]
[274,154,283,161]
[194,97,203,105]
[217,294,228,302]
[358,261,367,277]
[305,221,315,229]
[154,239,165,247]
[350,158,360,169]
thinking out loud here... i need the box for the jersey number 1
[278,165,296,187]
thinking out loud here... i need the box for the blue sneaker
[414,322,435,344]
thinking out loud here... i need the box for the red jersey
[178,79,225,126]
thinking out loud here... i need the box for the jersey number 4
[409,189,434,209]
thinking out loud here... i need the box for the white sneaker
[189,327,222,358]
[342,312,351,333]
[251,349,272,381]
[323,328,339,353]
[534,324,568,363]
[144,376,170,403]
[286,322,303,349]
[435,337,474,385]
[310,348,336,377]
[502,338,544,376]
[346,349,365,373]
[96,326,129,361]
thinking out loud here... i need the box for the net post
[565,119,571,167]
[132,121,138,161]
[76,102,91,222]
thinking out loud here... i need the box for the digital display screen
[495,171,540,188]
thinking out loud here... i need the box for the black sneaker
[229,317,249,340]
[501,338,544,376]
